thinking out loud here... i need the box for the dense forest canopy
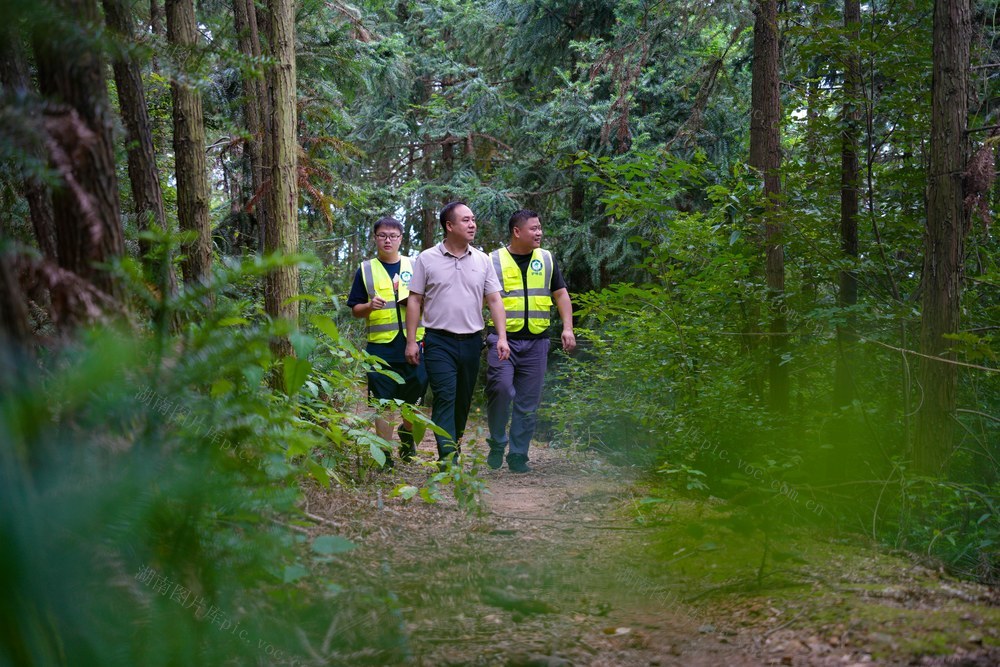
[0,0,997,664]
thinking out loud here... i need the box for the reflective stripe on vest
[360,257,425,343]
[491,248,553,334]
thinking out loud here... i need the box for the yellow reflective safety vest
[360,257,424,343]
[491,248,553,334]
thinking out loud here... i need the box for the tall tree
[232,0,267,250]
[150,0,163,38]
[149,0,163,74]
[0,28,56,261]
[420,144,436,250]
[749,0,787,412]
[0,246,32,361]
[165,0,213,289]
[33,0,126,308]
[262,0,299,360]
[915,0,972,474]
[834,0,862,409]
[103,0,178,302]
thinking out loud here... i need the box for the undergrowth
[0,251,484,665]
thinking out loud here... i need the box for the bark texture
[166,0,213,288]
[749,0,787,412]
[420,143,436,250]
[150,0,163,37]
[834,0,862,408]
[233,0,267,250]
[0,249,32,352]
[0,30,56,261]
[263,0,299,361]
[33,0,125,308]
[916,0,972,474]
[103,0,178,305]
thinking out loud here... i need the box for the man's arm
[552,287,576,352]
[404,293,423,365]
[348,268,381,318]
[352,298,386,318]
[485,291,510,361]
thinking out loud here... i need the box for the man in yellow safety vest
[348,216,427,467]
[484,210,575,472]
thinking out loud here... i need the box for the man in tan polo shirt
[405,202,510,466]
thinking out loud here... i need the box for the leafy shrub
[889,475,999,584]
[544,149,998,583]
[0,255,418,665]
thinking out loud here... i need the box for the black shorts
[367,357,428,406]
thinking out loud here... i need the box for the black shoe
[486,439,506,469]
[398,427,416,462]
[506,453,531,473]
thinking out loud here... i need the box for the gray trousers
[485,334,550,456]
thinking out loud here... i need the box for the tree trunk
[420,203,436,250]
[262,0,299,362]
[148,0,163,72]
[0,248,33,396]
[566,176,593,293]
[571,179,584,224]
[915,0,972,474]
[749,0,787,412]
[256,1,273,254]
[233,0,266,251]
[0,247,32,351]
[0,30,56,261]
[834,0,862,409]
[166,0,213,290]
[103,0,179,305]
[402,145,415,256]
[33,0,125,309]
[442,137,454,202]
[420,143,436,249]
[150,0,163,37]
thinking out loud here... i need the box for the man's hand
[405,340,420,365]
[485,291,509,361]
[495,337,510,361]
[404,293,423,365]
[553,288,575,353]
[369,295,386,311]
[561,328,576,352]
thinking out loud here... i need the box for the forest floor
[301,427,1000,666]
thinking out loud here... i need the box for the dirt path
[302,436,999,666]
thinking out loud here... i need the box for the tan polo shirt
[409,242,501,334]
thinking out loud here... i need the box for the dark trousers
[485,335,550,457]
[423,330,483,459]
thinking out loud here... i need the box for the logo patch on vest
[400,270,412,284]
[530,259,543,273]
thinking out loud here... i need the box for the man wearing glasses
[347,216,428,468]
[405,202,510,468]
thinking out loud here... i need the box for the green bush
[0,255,416,665]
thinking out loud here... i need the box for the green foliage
[421,452,490,515]
[2,0,997,643]
[890,475,999,584]
[658,462,709,492]
[390,433,489,515]
[545,98,998,582]
[0,251,440,664]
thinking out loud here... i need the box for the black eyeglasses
[375,233,402,240]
